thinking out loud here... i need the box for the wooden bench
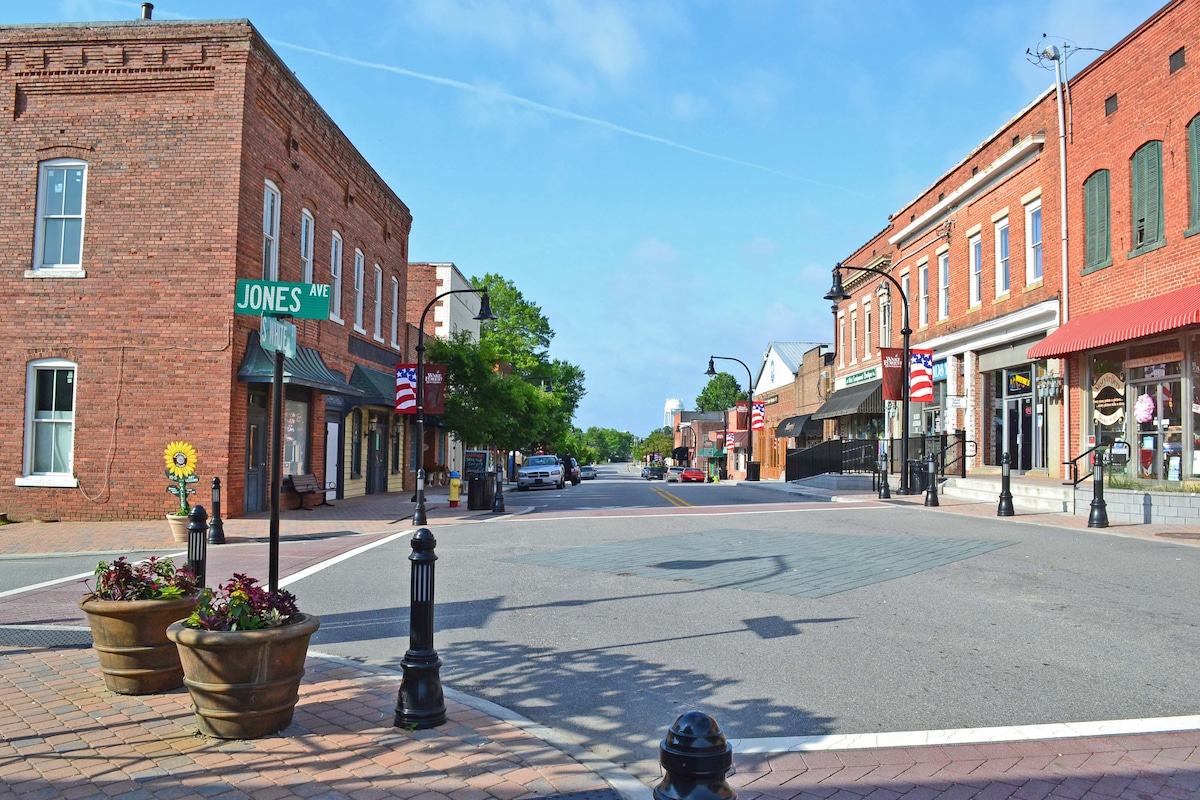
[285,473,333,510]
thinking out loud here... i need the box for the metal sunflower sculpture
[164,441,199,516]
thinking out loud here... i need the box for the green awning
[237,331,363,396]
[697,445,725,458]
[350,364,396,407]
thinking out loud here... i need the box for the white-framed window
[353,249,365,332]
[849,308,858,364]
[17,359,78,487]
[1025,199,1043,283]
[299,210,314,283]
[33,159,88,276]
[995,218,1010,296]
[937,251,950,320]
[879,288,892,347]
[969,234,982,307]
[838,313,846,368]
[918,262,929,328]
[390,276,400,348]
[262,181,280,281]
[329,232,343,324]
[863,302,872,359]
[373,264,384,341]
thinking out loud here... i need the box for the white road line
[0,551,189,599]
[278,529,414,589]
[729,714,1200,753]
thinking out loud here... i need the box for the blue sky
[26,0,1164,435]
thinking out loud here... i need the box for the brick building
[751,342,828,481]
[2,16,417,521]
[827,0,1200,485]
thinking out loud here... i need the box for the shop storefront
[812,366,884,439]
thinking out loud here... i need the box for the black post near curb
[208,477,226,544]
[878,455,891,499]
[395,528,446,729]
[654,710,736,800]
[997,451,1015,517]
[1088,455,1109,529]
[186,505,207,588]
[923,453,939,507]
[492,463,506,513]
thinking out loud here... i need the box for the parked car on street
[664,466,685,482]
[644,464,665,480]
[564,457,581,485]
[517,455,565,491]
[681,467,705,482]
[580,465,597,480]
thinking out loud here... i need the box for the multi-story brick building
[827,0,1200,485]
[2,15,416,521]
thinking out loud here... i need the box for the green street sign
[260,316,297,358]
[234,279,330,320]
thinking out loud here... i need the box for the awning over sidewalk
[1027,284,1200,359]
[775,414,822,438]
[349,364,396,407]
[811,379,883,420]
[238,331,363,396]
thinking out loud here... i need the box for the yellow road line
[650,485,693,507]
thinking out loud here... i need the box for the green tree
[472,273,553,374]
[583,427,635,462]
[695,372,745,412]
[636,429,674,462]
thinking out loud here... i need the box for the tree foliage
[636,428,674,462]
[472,273,554,375]
[582,426,635,462]
[695,372,745,412]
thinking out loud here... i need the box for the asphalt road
[291,474,1200,767]
[3,468,1197,772]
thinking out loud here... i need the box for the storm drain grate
[0,626,92,648]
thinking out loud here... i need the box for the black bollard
[395,528,446,729]
[186,505,208,588]
[997,452,1015,517]
[878,455,891,499]
[1088,455,1109,528]
[208,477,226,544]
[492,464,506,513]
[654,710,736,800]
[924,453,939,507]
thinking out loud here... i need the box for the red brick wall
[0,20,413,521]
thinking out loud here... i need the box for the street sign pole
[269,348,284,593]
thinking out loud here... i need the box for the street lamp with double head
[824,262,913,494]
[705,355,759,481]
[412,288,497,525]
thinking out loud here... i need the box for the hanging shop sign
[1092,371,1126,425]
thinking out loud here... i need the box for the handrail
[1063,444,1103,487]
[920,437,975,480]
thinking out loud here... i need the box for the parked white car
[664,466,685,482]
[517,455,565,491]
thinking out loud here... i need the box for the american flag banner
[909,349,935,403]
[396,364,418,414]
[751,402,765,431]
[725,432,736,451]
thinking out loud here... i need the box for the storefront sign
[765,394,779,406]
[1092,371,1126,425]
[932,360,947,382]
[1125,351,1182,371]
[947,395,967,409]
[839,365,880,391]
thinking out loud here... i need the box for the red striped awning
[1027,285,1200,359]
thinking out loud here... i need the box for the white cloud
[722,67,788,117]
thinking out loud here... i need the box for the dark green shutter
[1084,170,1110,268]
[1132,145,1147,248]
[1145,140,1162,245]
[1189,116,1200,231]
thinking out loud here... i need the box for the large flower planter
[166,613,321,739]
[166,514,189,543]
[78,595,199,695]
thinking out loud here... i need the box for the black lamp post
[706,355,758,481]
[825,262,913,494]
[412,288,497,525]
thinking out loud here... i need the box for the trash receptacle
[467,472,489,510]
[907,460,927,493]
[746,462,761,482]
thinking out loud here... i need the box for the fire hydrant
[448,472,462,508]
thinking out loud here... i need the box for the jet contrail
[269,38,858,193]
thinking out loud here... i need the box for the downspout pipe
[1048,44,1071,469]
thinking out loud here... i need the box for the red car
[680,467,705,483]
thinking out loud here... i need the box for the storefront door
[366,412,388,494]
[1133,379,1183,480]
[1005,395,1033,471]
[244,392,268,513]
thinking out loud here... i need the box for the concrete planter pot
[166,514,189,543]
[78,595,198,694]
[166,613,320,739]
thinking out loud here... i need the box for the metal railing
[1063,440,1130,487]
[784,439,877,482]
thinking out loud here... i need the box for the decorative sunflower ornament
[164,441,199,515]
[165,441,198,479]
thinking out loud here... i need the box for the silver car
[517,454,565,491]
[664,466,685,483]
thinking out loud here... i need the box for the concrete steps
[939,476,1072,513]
